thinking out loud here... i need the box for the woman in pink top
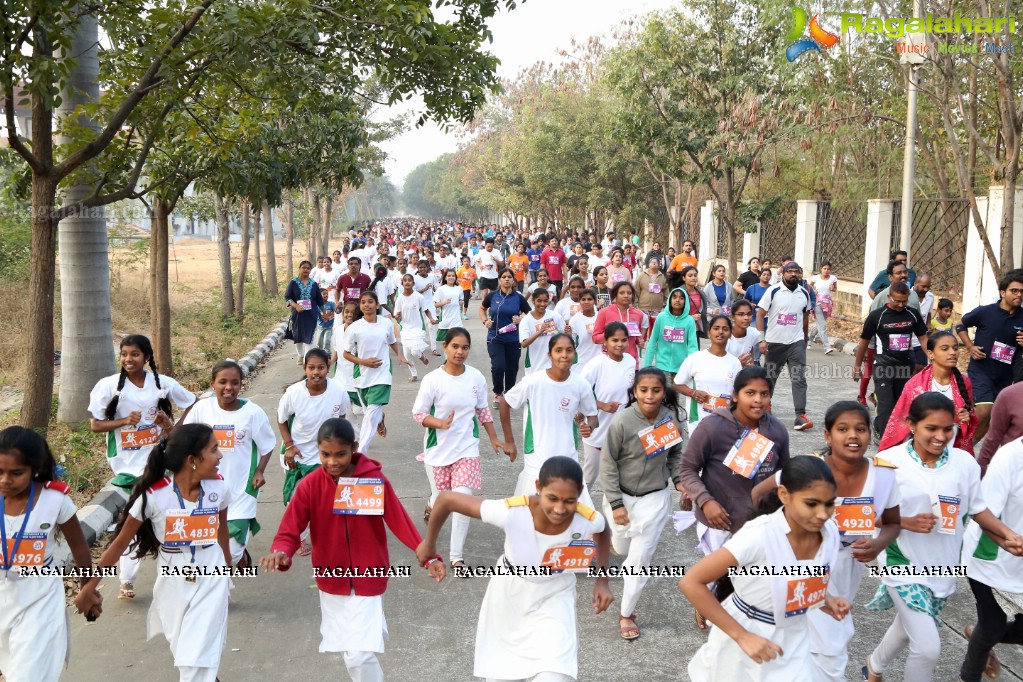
[605,249,632,286]
[592,281,649,365]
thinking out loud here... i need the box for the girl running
[680,266,708,339]
[678,366,790,629]
[579,322,635,490]
[412,328,509,574]
[606,248,631,285]
[286,260,323,364]
[342,291,411,453]
[753,401,902,680]
[674,315,743,429]
[89,334,196,600]
[370,264,395,317]
[681,456,851,680]
[554,276,585,323]
[456,256,477,319]
[416,456,613,681]
[499,334,599,497]
[2,427,93,682]
[183,360,276,568]
[808,261,838,353]
[726,300,761,367]
[413,258,440,355]
[599,369,686,641]
[330,302,365,425]
[592,266,611,310]
[878,330,978,454]
[394,274,435,381]
[643,284,699,384]
[261,418,444,682]
[519,288,564,375]
[592,281,648,366]
[78,424,233,682]
[278,348,350,555]
[434,269,463,343]
[526,268,557,303]
[865,393,1023,682]
[703,264,735,317]
[567,288,600,376]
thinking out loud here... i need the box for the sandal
[451,560,471,578]
[964,625,1001,679]
[407,375,419,383]
[862,658,882,682]
[424,504,432,522]
[420,354,430,366]
[619,614,640,641]
[377,419,387,438]
[238,549,252,570]
[118,583,135,600]
[694,610,708,631]
[298,540,312,557]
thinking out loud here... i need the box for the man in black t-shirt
[853,282,928,439]
[733,256,762,296]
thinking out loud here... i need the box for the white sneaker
[824,346,835,355]
[806,343,812,351]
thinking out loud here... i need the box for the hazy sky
[377,0,679,187]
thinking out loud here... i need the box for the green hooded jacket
[643,286,699,373]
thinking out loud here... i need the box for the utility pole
[898,0,925,259]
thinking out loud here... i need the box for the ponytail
[104,368,129,420]
[951,368,972,412]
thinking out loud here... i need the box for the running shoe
[824,346,835,355]
[794,414,814,431]
[856,396,867,406]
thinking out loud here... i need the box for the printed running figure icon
[167,518,187,539]
[732,453,754,473]
[547,548,564,567]
[645,432,659,450]
[336,486,353,505]
[789,580,808,607]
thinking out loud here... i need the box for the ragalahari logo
[786,8,841,61]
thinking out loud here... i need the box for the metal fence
[760,201,797,266]
[716,213,728,259]
[814,202,869,281]
[911,199,970,297]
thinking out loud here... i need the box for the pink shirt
[591,304,647,366]
[540,248,567,282]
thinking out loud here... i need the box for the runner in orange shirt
[508,243,530,292]
[456,256,477,320]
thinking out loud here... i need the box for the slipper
[407,376,419,383]
[377,420,387,438]
[420,354,430,366]
[862,658,882,682]
[118,583,135,600]
[424,504,432,522]
[451,560,471,578]
[964,626,1001,679]
[298,540,312,557]
[619,614,640,641]
[238,549,252,570]
[432,350,442,356]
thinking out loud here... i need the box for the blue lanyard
[1,481,35,572]
[172,480,205,564]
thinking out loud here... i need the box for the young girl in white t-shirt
[675,315,743,430]
[518,288,564,375]
[579,322,635,489]
[808,262,838,353]
[395,274,435,381]
[433,269,464,343]
[568,288,600,376]
[726,300,761,367]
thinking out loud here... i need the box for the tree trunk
[263,203,279,296]
[252,204,265,294]
[1001,169,1018,276]
[309,191,320,259]
[321,196,333,255]
[55,13,115,424]
[235,203,251,317]
[276,202,295,280]
[215,196,234,316]
[22,174,59,430]
[149,197,174,373]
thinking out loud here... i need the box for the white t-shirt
[331,324,358,391]
[810,274,838,299]
[128,476,232,551]
[876,443,985,597]
[519,310,565,374]
[435,254,458,272]
[527,282,557,300]
[757,283,813,345]
[395,291,429,335]
[276,378,350,466]
[372,277,396,316]
[435,284,463,329]
[413,272,438,309]
[1,486,76,579]
[726,328,761,361]
[569,311,601,376]
[503,371,598,471]
[919,290,935,320]
[341,318,397,389]
[554,297,583,323]
[411,366,490,467]
[475,249,503,279]
[580,353,635,448]
[88,370,196,478]
[963,439,1023,592]
[588,255,608,269]
[674,350,742,425]
[184,397,277,520]
[316,267,341,292]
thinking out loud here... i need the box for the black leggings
[487,339,521,396]
[961,578,1023,681]
[463,289,471,309]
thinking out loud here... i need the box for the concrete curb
[55,318,289,564]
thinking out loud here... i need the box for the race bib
[120,425,160,451]
[333,477,385,516]
[346,287,361,300]
[663,326,686,343]
[626,321,641,337]
[298,299,312,311]
[585,323,594,333]
[638,418,683,458]
[648,283,661,293]
[776,313,797,326]
[723,429,774,479]
[931,493,960,535]
[991,341,1016,364]
[4,533,46,567]
[612,274,626,283]
[701,395,731,413]
[569,303,581,316]
[213,425,235,450]
[888,334,910,351]
[548,257,560,265]
[785,571,829,618]
[541,319,558,335]
[834,497,875,536]
[163,508,220,547]
[541,539,596,573]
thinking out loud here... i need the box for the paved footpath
[66,317,1023,681]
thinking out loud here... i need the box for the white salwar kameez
[130,476,232,682]
[318,592,388,682]
[474,498,605,681]
[601,487,672,618]
[688,508,840,681]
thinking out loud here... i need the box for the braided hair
[104,335,174,421]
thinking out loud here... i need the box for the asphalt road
[64,314,1023,681]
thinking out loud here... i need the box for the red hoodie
[269,453,422,596]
